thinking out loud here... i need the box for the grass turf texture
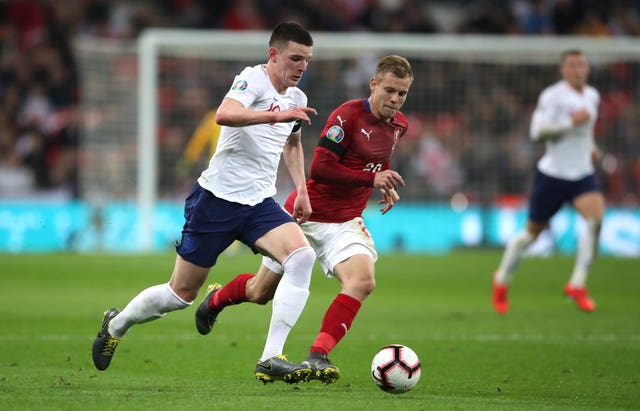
[0,251,638,410]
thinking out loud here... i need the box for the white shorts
[262,217,377,278]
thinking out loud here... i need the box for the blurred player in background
[92,22,317,383]
[195,55,413,384]
[175,109,220,178]
[493,49,604,314]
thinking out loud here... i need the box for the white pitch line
[0,333,639,343]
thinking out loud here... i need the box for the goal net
[75,32,640,251]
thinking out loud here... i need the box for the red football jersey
[284,99,408,222]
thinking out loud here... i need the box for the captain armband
[292,120,302,133]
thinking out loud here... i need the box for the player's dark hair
[561,49,583,61]
[375,55,413,82]
[269,22,313,50]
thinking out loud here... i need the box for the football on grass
[371,344,421,394]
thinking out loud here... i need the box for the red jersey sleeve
[310,100,375,186]
[310,146,375,187]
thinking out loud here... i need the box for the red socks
[310,293,362,355]
[209,273,254,309]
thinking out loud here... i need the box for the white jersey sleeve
[197,64,308,205]
[529,86,574,141]
[530,81,600,180]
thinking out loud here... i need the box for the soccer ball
[371,344,422,394]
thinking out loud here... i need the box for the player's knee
[282,246,316,271]
[359,277,376,297]
[345,275,375,300]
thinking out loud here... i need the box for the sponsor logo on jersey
[360,128,373,140]
[392,128,402,151]
[326,125,344,143]
[232,79,248,91]
[336,115,346,126]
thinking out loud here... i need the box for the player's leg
[93,256,208,371]
[216,198,313,383]
[302,253,373,384]
[492,220,543,314]
[195,263,281,335]
[92,182,234,371]
[495,220,545,285]
[302,217,376,383]
[565,188,604,312]
[253,221,315,383]
[310,254,371,355]
[493,170,562,314]
[111,256,207,336]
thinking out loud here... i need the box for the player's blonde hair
[375,55,413,83]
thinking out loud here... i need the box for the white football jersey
[529,80,600,180]
[198,64,307,205]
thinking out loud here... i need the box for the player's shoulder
[331,99,366,117]
[537,81,566,104]
[236,64,263,80]
[232,64,268,91]
[541,80,564,96]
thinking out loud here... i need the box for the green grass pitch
[0,250,638,410]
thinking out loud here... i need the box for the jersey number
[268,103,281,126]
[364,162,382,172]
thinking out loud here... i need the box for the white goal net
[75,31,640,251]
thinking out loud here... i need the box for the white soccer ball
[371,344,422,394]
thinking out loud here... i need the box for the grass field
[0,250,638,410]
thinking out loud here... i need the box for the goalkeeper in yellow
[176,110,221,177]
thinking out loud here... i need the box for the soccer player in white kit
[92,22,317,383]
[493,50,604,314]
[195,55,413,384]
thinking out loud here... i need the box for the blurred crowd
[1,0,639,205]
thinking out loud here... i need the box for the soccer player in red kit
[195,55,413,384]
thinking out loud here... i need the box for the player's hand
[571,109,590,126]
[591,146,601,164]
[378,187,400,214]
[276,106,318,125]
[373,169,405,190]
[291,192,312,224]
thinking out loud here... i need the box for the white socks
[495,230,536,285]
[108,283,191,338]
[260,246,315,361]
[569,218,601,287]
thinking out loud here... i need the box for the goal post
[75,31,640,252]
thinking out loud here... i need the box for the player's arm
[529,99,571,141]
[311,144,404,190]
[283,129,312,224]
[529,94,590,141]
[216,98,317,127]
